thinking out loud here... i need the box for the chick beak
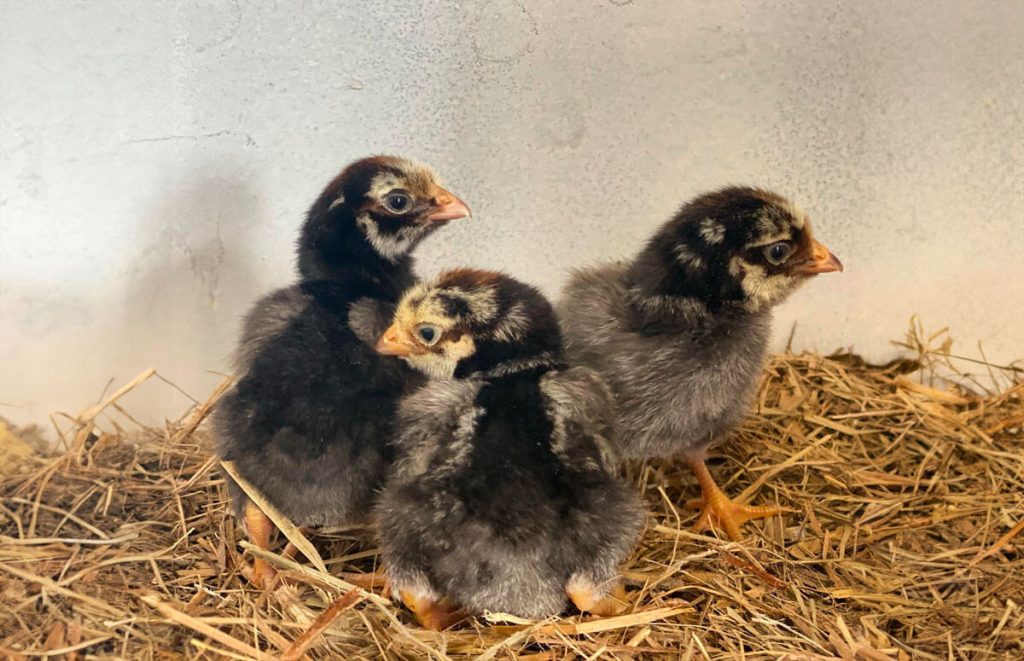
[376,324,412,357]
[424,186,471,223]
[799,240,844,275]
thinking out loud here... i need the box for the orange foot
[399,589,467,631]
[685,458,783,541]
[243,501,279,588]
[567,579,629,617]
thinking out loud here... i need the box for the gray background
[2,0,1022,431]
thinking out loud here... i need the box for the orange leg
[281,540,301,561]
[341,570,392,598]
[567,580,629,617]
[243,501,277,588]
[279,527,312,563]
[684,458,782,541]
[398,589,466,631]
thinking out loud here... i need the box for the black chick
[558,188,842,541]
[212,156,470,586]
[374,269,644,629]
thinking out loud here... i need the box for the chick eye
[383,190,412,214]
[415,324,440,346]
[763,241,793,265]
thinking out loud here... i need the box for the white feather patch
[699,218,725,244]
[357,212,422,262]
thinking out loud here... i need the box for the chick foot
[684,458,782,541]
[399,590,467,630]
[567,579,629,617]
[243,501,278,588]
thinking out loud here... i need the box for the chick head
[376,269,562,379]
[306,155,470,265]
[632,187,842,314]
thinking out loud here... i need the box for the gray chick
[374,268,644,629]
[558,187,842,540]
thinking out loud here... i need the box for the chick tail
[684,457,784,541]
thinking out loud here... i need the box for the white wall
[2,0,1022,432]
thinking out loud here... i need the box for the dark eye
[763,241,793,265]
[384,191,412,214]
[416,324,440,346]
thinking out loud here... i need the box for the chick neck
[296,201,416,294]
[454,330,563,380]
[624,253,768,334]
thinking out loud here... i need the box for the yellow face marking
[388,283,487,378]
[385,269,509,378]
[730,256,803,311]
[781,199,808,230]
[367,173,405,202]
[402,333,476,379]
[392,288,458,353]
[366,159,441,205]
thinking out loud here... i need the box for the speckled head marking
[298,156,470,279]
[626,187,842,324]
[377,269,563,379]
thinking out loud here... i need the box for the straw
[1,321,1020,658]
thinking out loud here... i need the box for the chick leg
[398,590,467,631]
[280,539,302,561]
[567,578,629,617]
[242,501,277,587]
[684,457,782,541]
[341,570,392,597]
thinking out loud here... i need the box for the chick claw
[685,492,783,541]
[685,459,783,541]
[399,590,467,631]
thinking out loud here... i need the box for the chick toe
[399,590,466,631]
[685,458,782,541]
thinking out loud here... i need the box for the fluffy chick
[213,156,470,586]
[374,269,644,629]
[558,187,842,541]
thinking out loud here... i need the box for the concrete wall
[2,0,1022,431]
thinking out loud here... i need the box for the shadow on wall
[114,164,269,419]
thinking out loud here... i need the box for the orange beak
[375,324,412,357]
[424,186,471,223]
[799,240,844,275]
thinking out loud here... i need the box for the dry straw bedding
[1,324,1022,660]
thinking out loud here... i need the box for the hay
[1,321,1021,659]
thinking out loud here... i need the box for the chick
[212,156,470,586]
[558,188,842,541]
[374,269,644,629]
